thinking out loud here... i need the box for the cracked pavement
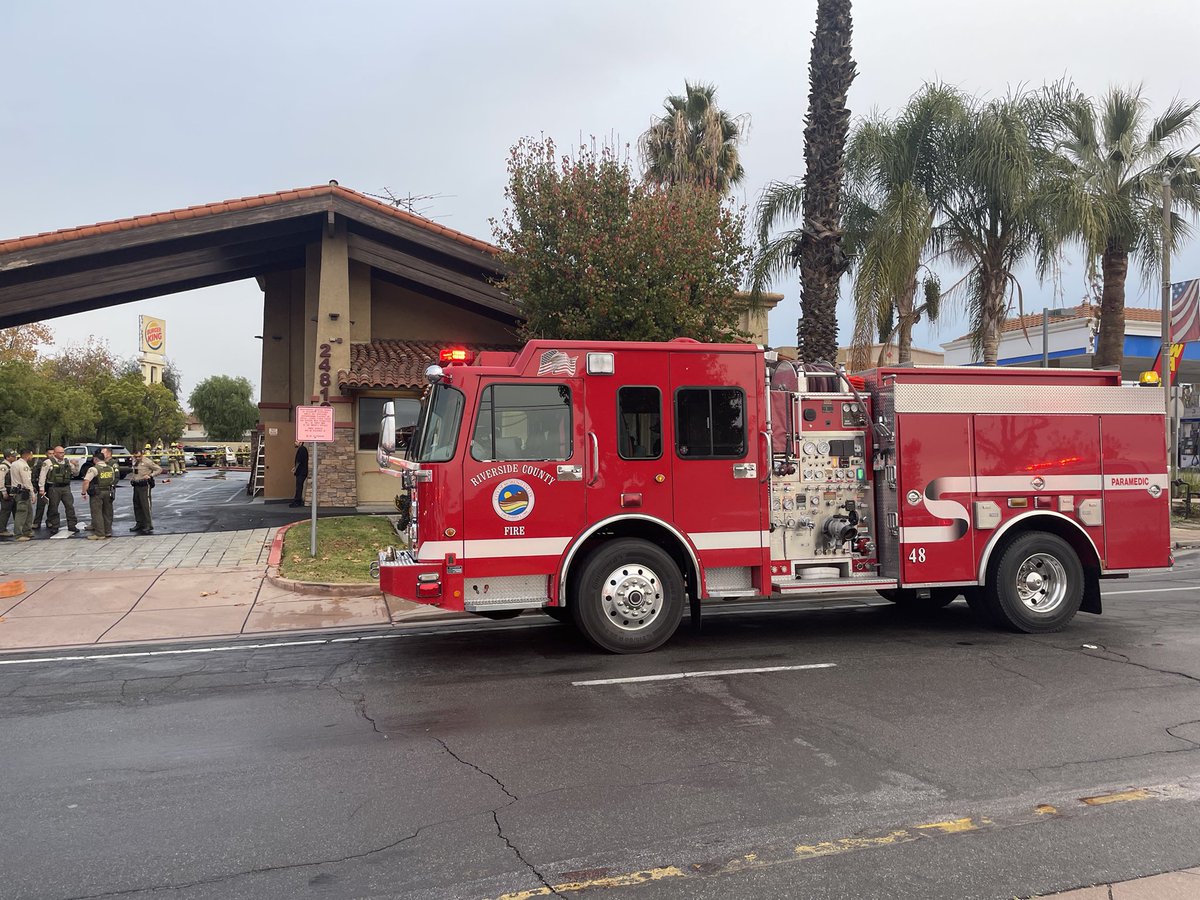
[0,551,1197,899]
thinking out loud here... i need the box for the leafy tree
[493,137,752,342]
[0,322,54,364]
[1045,85,1200,368]
[797,0,857,363]
[46,336,123,384]
[841,84,963,368]
[0,359,38,447]
[937,91,1062,365]
[189,375,259,441]
[162,358,183,400]
[639,82,748,194]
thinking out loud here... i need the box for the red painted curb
[268,520,306,568]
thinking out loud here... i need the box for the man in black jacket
[290,440,309,507]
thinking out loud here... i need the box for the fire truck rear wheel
[572,539,684,653]
[987,532,1083,633]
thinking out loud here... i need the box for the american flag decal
[1171,278,1200,344]
[537,349,578,376]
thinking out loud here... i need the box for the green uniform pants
[0,496,12,534]
[33,491,47,527]
[46,484,78,531]
[88,490,114,538]
[133,482,153,531]
[13,492,33,537]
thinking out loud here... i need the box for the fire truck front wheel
[571,539,684,653]
[987,532,1083,633]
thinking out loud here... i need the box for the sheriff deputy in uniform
[8,449,37,542]
[80,450,117,540]
[129,448,162,534]
[0,449,18,539]
[38,445,80,535]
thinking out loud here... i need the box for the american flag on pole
[537,349,577,376]
[1171,278,1200,343]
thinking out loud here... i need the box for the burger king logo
[143,319,164,352]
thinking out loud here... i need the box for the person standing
[38,446,79,535]
[31,454,49,531]
[9,450,36,542]
[80,451,116,540]
[290,440,309,507]
[128,448,162,534]
[0,449,15,539]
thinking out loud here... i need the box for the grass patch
[280,515,399,584]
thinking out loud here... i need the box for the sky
[3,0,1200,401]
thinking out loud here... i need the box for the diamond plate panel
[705,566,753,592]
[464,575,550,609]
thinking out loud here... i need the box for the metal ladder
[251,438,265,497]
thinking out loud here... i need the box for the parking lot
[17,467,345,539]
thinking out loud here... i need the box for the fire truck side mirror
[380,402,397,455]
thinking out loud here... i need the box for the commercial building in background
[138,315,166,386]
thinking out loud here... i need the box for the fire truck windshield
[408,384,465,463]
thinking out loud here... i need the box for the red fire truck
[375,339,1171,653]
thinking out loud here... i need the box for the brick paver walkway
[0,528,277,573]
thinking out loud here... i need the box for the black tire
[984,532,1083,633]
[877,588,957,610]
[571,538,684,653]
[542,606,572,624]
[475,609,524,621]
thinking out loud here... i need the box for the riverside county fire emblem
[492,479,534,522]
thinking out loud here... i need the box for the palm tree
[937,91,1062,365]
[796,0,856,363]
[843,84,965,368]
[1045,86,1200,369]
[639,82,747,194]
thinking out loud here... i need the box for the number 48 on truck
[375,339,1171,653]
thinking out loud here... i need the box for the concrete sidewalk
[0,565,456,653]
[1034,867,1200,898]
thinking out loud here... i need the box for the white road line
[1102,586,1197,597]
[573,663,837,687]
[0,621,558,666]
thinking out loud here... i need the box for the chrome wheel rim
[1014,553,1067,613]
[601,563,663,631]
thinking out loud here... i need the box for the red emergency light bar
[439,348,475,365]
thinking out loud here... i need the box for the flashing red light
[847,375,867,391]
[439,348,475,365]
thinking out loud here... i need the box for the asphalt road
[30,470,346,537]
[1,555,1198,900]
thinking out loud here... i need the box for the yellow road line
[915,817,987,834]
[1080,788,1153,806]
[489,786,1161,899]
[497,866,684,900]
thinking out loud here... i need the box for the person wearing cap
[0,449,18,539]
[38,445,79,535]
[80,450,117,540]
[8,450,36,541]
[128,447,162,534]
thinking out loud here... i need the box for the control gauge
[802,440,818,456]
[817,440,831,455]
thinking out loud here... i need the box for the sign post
[295,405,335,558]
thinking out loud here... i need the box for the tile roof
[950,301,1163,342]
[0,183,498,257]
[340,339,520,390]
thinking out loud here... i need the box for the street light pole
[1161,174,1174,481]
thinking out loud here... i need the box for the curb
[265,519,383,597]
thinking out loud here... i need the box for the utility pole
[1161,175,1175,482]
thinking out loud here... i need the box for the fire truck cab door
[460,379,586,593]
[668,352,768,593]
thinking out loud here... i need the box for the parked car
[184,445,219,466]
[62,443,132,480]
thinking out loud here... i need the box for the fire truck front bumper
[376,548,459,608]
